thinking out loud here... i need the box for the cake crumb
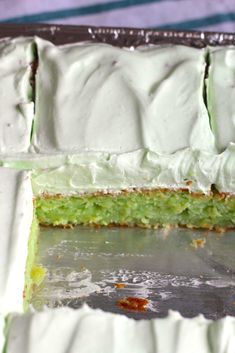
[186,180,193,186]
[163,224,173,237]
[63,223,74,229]
[214,226,226,234]
[114,283,126,289]
[191,238,206,249]
[117,297,148,312]
[31,265,47,285]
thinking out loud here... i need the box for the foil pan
[32,226,235,320]
[0,23,235,47]
[0,24,234,320]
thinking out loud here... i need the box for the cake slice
[5,305,235,353]
[0,38,35,153]
[0,167,37,314]
[207,46,235,152]
[32,38,215,154]
[28,38,234,230]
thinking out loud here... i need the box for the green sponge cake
[33,188,235,230]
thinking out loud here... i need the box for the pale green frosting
[32,38,215,155]
[2,145,235,195]
[0,37,34,153]
[26,148,235,195]
[6,305,235,353]
[208,46,235,153]
[0,167,33,314]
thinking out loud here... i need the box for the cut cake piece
[207,46,235,152]
[5,305,235,353]
[0,38,35,153]
[32,38,215,154]
[0,167,37,314]
[27,38,235,230]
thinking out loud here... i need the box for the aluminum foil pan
[32,226,235,320]
[0,23,235,47]
[0,24,234,320]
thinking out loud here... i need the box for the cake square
[207,46,235,152]
[0,167,35,314]
[32,38,215,155]
[0,38,34,153]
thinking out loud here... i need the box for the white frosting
[0,167,33,314]
[30,149,211,194]
[6,305,235,353]
[32,38,215,155]
[2,145,235,194]
[0,37,34,153]
[208,46,235,152]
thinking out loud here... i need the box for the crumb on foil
[114,283,126,289]
[191,238,206,249]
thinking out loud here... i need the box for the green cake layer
[23,213,40,312]
[35,190,235,230]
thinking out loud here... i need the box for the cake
[207,46,235,153]
[0,167,38,315]
[0,35,235,351]
[1,37,235,230]
[0,37,34,153]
